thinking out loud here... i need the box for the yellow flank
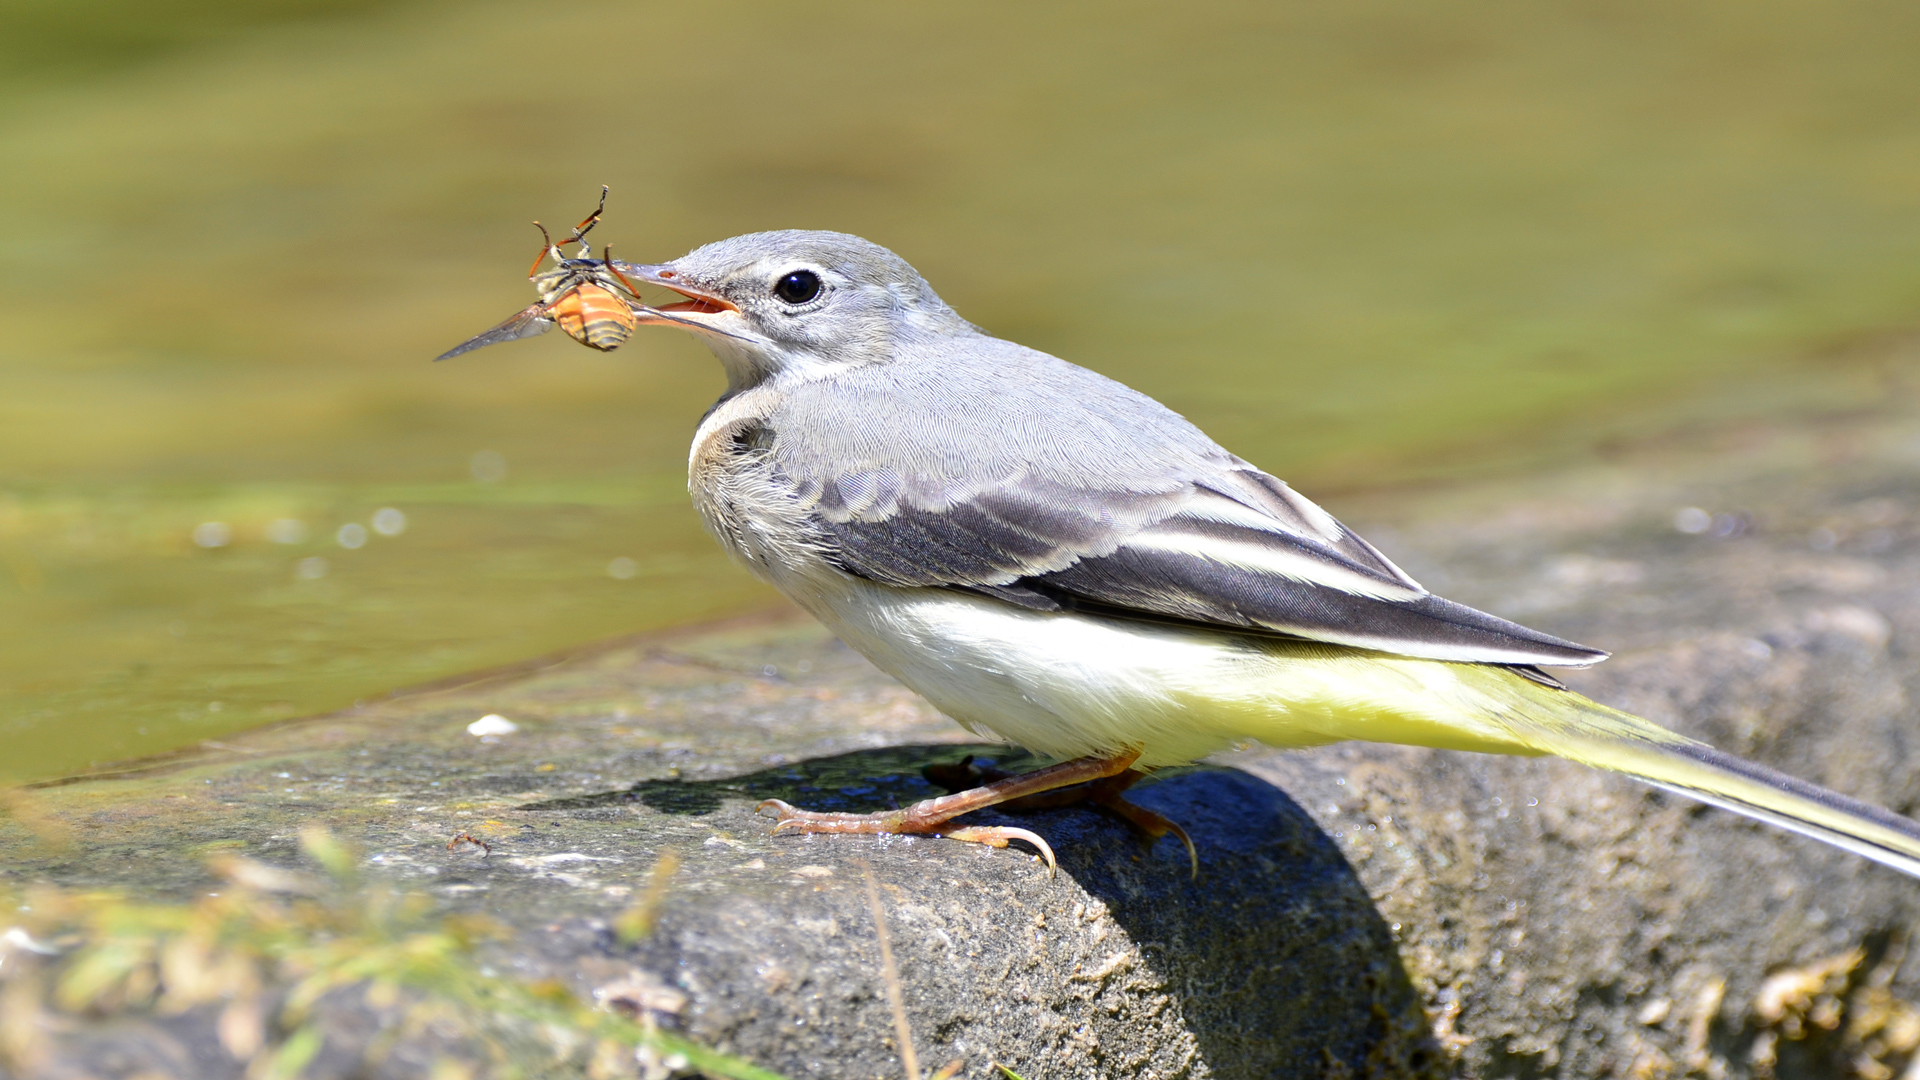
[1185,635,1691,761]
[806,584,1621,767]
[1189,638,1920,876]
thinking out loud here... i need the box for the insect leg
[568,185,609,257]
[528,220,560,278]
[601,244,647,300]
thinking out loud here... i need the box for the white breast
[687,388,838,588]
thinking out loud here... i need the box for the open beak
[610,261,744,337]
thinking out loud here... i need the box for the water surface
[5,0,1920,782]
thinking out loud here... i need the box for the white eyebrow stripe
[1119,527,1426,601]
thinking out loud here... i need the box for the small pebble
[467,714,520,737]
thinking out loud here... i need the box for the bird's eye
[772,270,822,305]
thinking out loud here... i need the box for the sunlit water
[5,0,1920,782]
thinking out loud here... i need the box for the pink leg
[758,749,1145,875]
[926,758,1198,878]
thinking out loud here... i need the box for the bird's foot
[756,749,1145,877]
[756,800,1057,873]
[926,757,1198,878]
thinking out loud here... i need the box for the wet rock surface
[11,388,1920,1077]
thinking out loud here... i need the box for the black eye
[773,270,822,305]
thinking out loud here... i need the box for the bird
[450,227,1920,879]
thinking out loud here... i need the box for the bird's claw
[939,825,1057,877]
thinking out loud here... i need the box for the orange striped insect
[436,187,651,361]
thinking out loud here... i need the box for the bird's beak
[611,261,743,337]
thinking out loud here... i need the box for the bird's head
[620,230,975,388]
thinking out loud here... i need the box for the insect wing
[434,303,556,361]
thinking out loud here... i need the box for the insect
[435,187,651,361]
[446,831,491,857]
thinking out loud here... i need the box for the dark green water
[6,0,1920,783]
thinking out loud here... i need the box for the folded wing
[812,464,1607,668]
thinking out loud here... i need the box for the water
[5,0,1920,782]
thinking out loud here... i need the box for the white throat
[701,335,853,393]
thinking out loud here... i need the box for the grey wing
[813,465,1607,669]
[434,304,555,361]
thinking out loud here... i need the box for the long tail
[1492,675,1920,878]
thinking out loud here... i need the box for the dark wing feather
[434,304,555,361]
[814,467,1606,668]
[817,479,1186,586]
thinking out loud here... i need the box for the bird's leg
[757,749,1144,875]
[925,757,1198,878]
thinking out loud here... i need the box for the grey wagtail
[443,227,1920,879]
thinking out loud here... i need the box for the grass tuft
[0,829,787,1080]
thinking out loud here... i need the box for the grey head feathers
[664,230,978,383]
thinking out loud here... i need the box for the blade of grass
[862,860,919,1080]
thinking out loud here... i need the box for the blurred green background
[4,0,1920,784]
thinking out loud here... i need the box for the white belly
[788,575,1539,768]
[808,582,1251,765]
